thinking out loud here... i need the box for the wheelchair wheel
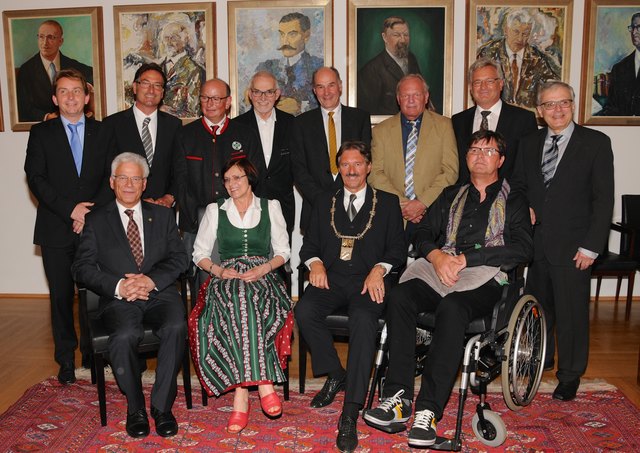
[501,294,546,411]
[471,410,507,447]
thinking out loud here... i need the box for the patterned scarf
[441,179,510,255]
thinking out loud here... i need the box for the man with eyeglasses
[25,68,112,384]
[601,11,640,116]
[513,80,614,401]
[358,16,422,115]
[370,74,458,232]
[291,67,372,234]
[364,129,532,448]
[234,71,296,236]
[477,9,560,109]
[17,20,93,122]
[73,152,188,439]
[101,63,182,209]
[452,58,537,184]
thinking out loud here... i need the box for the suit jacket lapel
[552,123,581,183]
[125,108,146,154]
[140,203,155,270]
[106,202,137,268]
[53,118,80,181]
[80,117,96,177]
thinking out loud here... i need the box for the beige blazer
[369,111,459,207]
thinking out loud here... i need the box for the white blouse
[192,196,290,265]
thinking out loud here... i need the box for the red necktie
[125,209,143,269]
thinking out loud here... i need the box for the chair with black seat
[79,276,193,426]
[296,263,387,394]
[591,194,640,320]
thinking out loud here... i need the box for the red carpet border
[1,377,639,452]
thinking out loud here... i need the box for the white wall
[0,0,638,296]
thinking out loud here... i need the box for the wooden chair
[79,276,193,426]
[591,195,640,320]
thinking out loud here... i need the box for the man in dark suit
[601,12,640,116]
[233,71,296,235]
[295,141,406,453]
[17,20,93,122]
[24,68,111,384]
[452,57,538,184]
[291,67,372,233]
[102,63,182,208]
[513,81,614,401]
[358,16,422,115]
[72,152,188,439]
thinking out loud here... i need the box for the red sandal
[260,392,282,417]
[227,401,250,433]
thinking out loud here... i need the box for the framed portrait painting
[347,0,454,122]
[113,3,215,123]
[467,1,573,111]
[228,0,333,117]
[2,8,105,132]
[580,0,640,125]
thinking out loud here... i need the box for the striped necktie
[347,193,357,222]
[405,120,418,199]
[541,134,561,187]
[141,117,154,166]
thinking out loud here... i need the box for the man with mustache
[358,16,422,115]
[256,12,323,115]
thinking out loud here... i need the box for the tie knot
[67,123,79,133]
[328,111,334,118]
[143,117,151,126]
[551,134,562,144]
[481,110,491,118]
[125,209,134,219]
[349,193,357,203]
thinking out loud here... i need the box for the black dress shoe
[311,375,346,408]
[57,362,76,385]
[552,379,579,401]
[126,409,150,438]
[336,414,358,453]
[151,406,178,437]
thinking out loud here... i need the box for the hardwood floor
[1,295,639,414]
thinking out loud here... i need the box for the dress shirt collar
[60,114,85,128]
[545,121,575,142]
[167,50,187,66]
[401,113,423,127]
[385,48,409,73]
[40,52,61,72]
[220,194,262,214]
[254,108,276,125]
[321,103,342,118]
[203,114,228,133]
[116,200,143,215]
[474,99,503,130]
[286,52,303,67]
[133,104,158,123]
[343,186,367,212]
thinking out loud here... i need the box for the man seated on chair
[363,130,533,448]
[72,152,188,439]
[294,141,406,452]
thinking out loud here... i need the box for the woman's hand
[238,263,271,282]
[219,267,241,280]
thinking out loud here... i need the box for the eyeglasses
[628,24,640,32]
[250,89,278,98]
[223,174,247,184]
[538,99,573,110]
[136,80,164,90]
[37,34,60,41]
[200,95,229,104]
[471,78,501,88]
[467,147,501,157]
[113,175,145,184]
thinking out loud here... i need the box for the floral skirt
[188,255,293,396]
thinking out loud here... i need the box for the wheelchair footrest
[428,436,462,451]
[363,419,407,434]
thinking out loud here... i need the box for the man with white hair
[477,9,560,109]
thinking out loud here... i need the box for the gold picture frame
[113,3,216,123]
[579,0,640,126]
[228,0,333,117]
[2,7,105,132]
[466,0,573,112]
[347,0,454,124]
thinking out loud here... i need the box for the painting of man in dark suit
[16,19,93,122]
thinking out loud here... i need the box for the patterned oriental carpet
[1,377,639,452]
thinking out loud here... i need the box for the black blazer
[101,107,182,200]
[233,108,296,233]
[452,102,538,184]
[17,52,93,122]
[513,124,614,265]
[291,105,372,232]
[24,116,112,248]
[300,185,406,281]
[602,52,640,116]
[72,200,188,303]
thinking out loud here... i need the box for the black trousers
[294,274,387,407]
[383,278,500,419]
[526,257,590,382]
[41,244,90,365]
[101,296,186,413]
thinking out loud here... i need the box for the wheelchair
[363,267,547,450]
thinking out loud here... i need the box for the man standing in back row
[513,81,614,401]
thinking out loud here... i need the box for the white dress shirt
[254,108,276,167]
[132,105,158,150]
[473,100,503,132]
